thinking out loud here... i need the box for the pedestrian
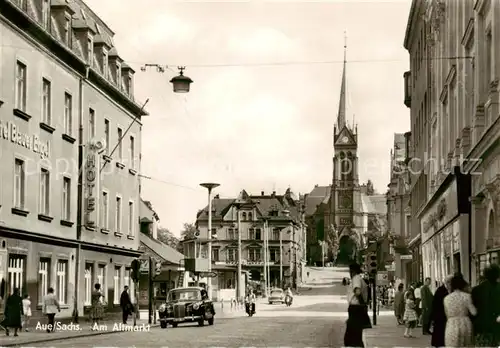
[393,283,405,325]
[388,284,395,307]
[471,264,500,346]
[42,287,60,333]
[1,288,23,336]
[90,283,104,330]
[120,286,133,324]
[443,273,476,347]
[344,263,371,348]
[21,294,32,331]
[430,275,451,348]
[420,277,433,335]
[414,282,422,326]
[403,291,418,338]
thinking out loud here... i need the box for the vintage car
[268,288,285,304]
[158,287,215,328]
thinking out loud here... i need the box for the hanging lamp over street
[170,66,193,93]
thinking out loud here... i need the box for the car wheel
[172,323,178,328]
[208,317,214,325]
[198,319,205,326]
[160,321,167,329]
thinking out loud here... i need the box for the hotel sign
[84,143,98,229]
[0,121,50,158]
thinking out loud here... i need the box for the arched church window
[339,151,345,159]
[347,151,352,157]
[242,212,247,221]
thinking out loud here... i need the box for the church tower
[331,34,361,252]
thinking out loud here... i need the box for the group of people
[392,264,500,347]
[1,284,135,336]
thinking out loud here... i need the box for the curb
[2,324,160,347]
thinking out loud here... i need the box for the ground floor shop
[404,237,422,285]
[419,171,471,286]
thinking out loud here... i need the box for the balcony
[486,236,500,249]
[404,71,411,108]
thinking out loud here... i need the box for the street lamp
[200,183,220,300]
[140,64,193,93]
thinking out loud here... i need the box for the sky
[85,0,412,237]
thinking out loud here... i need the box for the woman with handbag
[344,263,372,348]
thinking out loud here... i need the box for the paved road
[26,267,351,347]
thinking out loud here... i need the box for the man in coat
[120,286,133,325]
[430,275,451,348]
[1,288,23,336]
[420,277,434,335]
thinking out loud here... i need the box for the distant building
[187,189,306,300]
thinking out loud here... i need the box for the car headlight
[193,302,200,310]
[159,304,166,312]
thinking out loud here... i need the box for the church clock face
[342,136,349,143]
[341,195,352,208]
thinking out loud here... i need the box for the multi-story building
[187,189,306,299]
[386,133,412,282]
[403,0,475,287]
[0,0,146,318]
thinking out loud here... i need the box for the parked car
[158,287,215,328]
[268,288,285,304]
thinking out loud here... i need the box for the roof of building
[304,185,331,216]
[140,199,159,223]
[139,233,184,265]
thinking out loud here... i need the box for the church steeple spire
[337,31,347,130]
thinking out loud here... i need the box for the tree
[325,224,339,261]
[157,227,180,250]
[180,223,197,241]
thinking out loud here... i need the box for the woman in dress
[1,288,23,336]
[403,291,418,337]
[344,263,371,348]
[90,283,104,329]
[443,273,476,347]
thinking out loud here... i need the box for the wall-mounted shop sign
[84,143,98,229]
[420,180,458,243]
[0,121,50,158]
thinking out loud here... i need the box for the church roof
[361,194,387,215]
[304,185,330,216]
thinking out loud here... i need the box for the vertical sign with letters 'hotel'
[84,143,98,230]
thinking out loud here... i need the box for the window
[242,212,247,220]
[56,260,67,304]
[249,249,261,262]
[486,30,493,85]
[101,191,109,229]
[212,248,219,261]
[272,228,280,240]
[84,263,93,305]
[227,249,236,262]
[42,0,50,28]
[248,212,253,221]
[102,50,108,77]
[64,17,71,45]
[125,76,132,95]
[87,37,93,66]
[15,61,26,111]
[113,266,120,304]
[14,158,26,209]
[116,63,121,88]
[115,196,122,232]
[255,228,261,240]
[128,201,134,236]
[7,255,25,296]
[39,168,50,215]
[64,93,72,135]
[42,78,51,124]
[129,136,135,168]
[89,108,95,139]
[124,268,130,288]
[249,228,261,240]
[104,119,110,154]
[117,128,123,161]
[38,258,50,304]
[270,249,279,262]
[228,228,234,240]
[62,177,71,221]
[97,264,105,301]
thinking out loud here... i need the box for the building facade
[0,0,146,318]
[189,189,306,299]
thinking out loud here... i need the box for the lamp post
[200,183,220,300]
[140,64,194,93]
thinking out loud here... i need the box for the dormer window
[87,36,93,67]
[102,49,108,78]
[64,16,71,45]
[116,62,121,87]
[125,76,132,95]
[42,0,50,28]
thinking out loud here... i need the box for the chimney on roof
[261,191,264,196]
[315,184,318,187]
[272,191,276,196]
[214,194,219,199]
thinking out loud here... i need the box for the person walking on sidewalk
[421,277,433,335]
[471,264,500,346]
[90,284,104,330]
[1,288,23,337]
[430,275,451,348]
[120,286,133,324]
[21,294,32,331]
[344,263,371,348]
[43,287,61,333]
[403,291,418,338]
[443,273,476,347]
[394,283,405,325]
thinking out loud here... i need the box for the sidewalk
[364,315,431,348]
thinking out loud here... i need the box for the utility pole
[236,203,242,301]
[263,218,269,297]
[200,183,219,300]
